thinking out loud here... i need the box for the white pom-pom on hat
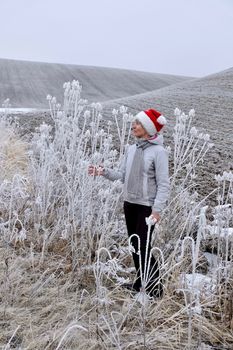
[157,115,167,126]
[134,109,167,135]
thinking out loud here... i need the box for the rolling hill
[0,58,192,108]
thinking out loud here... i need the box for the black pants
[123,201,162,296]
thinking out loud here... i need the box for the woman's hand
[151,212,160,223]
[146,212,160,226]
[88,165,104,176]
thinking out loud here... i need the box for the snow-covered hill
[0,58,192,108]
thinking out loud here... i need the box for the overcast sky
[0,0,232,77]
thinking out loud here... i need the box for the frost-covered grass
[0,85,232,349]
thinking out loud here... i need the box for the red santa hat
[134,109,167,135]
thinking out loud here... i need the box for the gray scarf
[127,139,153,199]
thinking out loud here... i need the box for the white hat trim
[135,111,156,135]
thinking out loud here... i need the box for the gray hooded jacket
[103,135,170,213]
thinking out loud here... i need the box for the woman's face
[131,120,149,139]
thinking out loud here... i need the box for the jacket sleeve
[103,150,128,182]
[152,148,170,213]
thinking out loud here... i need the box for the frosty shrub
[164,108,214,242]
[1,82,133,268]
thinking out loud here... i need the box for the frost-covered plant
[112,106,134,158]
[163,108,215,249]
[19,81,132,267]
[172,108,214,184]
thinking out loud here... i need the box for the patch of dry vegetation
[0,242,232,349]
[0,121,28,181]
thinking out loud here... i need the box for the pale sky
[0,0,233,77]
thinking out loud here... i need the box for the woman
[88,109,170,297]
